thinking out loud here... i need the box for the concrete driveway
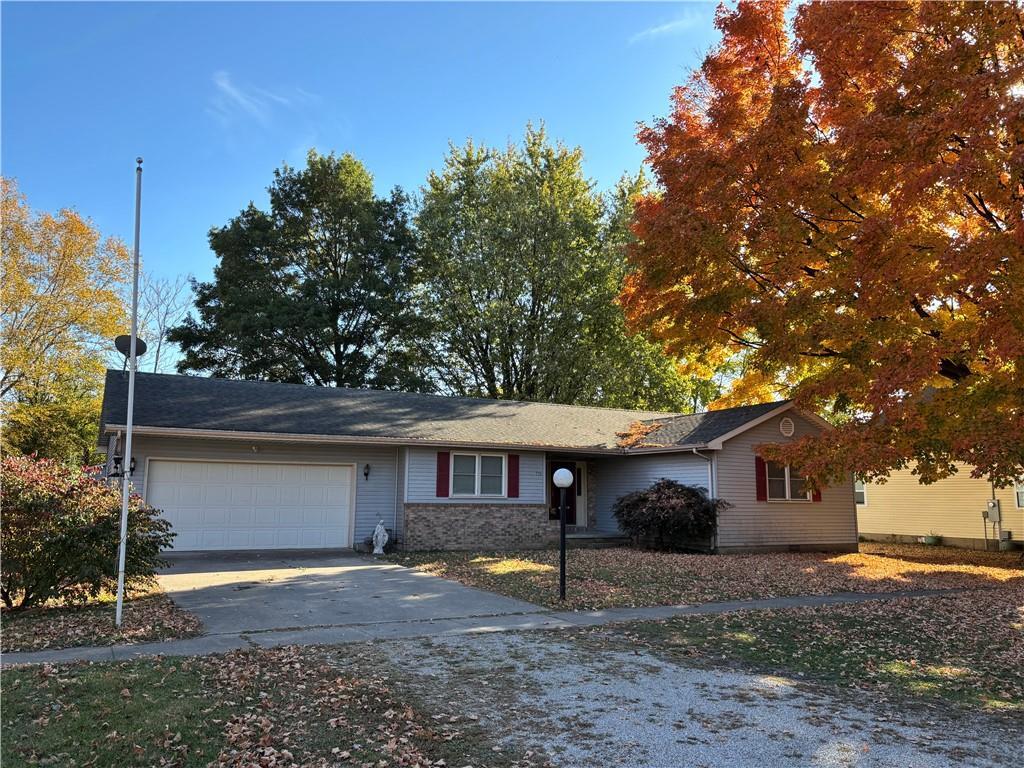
[158,550,543,635]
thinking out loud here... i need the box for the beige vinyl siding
[858,465,1023,545]
[715,412,857,551]
[129,436,398,544]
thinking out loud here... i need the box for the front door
[549,461,579,525]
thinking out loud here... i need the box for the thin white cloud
[206,71,318,128]
[629,7,712,45]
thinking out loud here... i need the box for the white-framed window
[451,452,506,497]
[1016,479,1024,509]
[766,460,811,502]
[854,479,867,506]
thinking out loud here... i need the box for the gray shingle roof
[99,370,788,452]
[636,401,790,448]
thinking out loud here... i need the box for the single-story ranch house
[99,371,857,554]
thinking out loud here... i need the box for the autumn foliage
[0,455,174,609]
[624,1,1024,486]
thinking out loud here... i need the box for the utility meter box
[985,499,1001,523]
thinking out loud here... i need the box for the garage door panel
[199,529,229,549]
[302,487,326,505]
[204,508,228,526]
[229,464,256,482]
[254,486,279,506]
[204,486,229,505]
[179,464,206,482]
[178,485,204,505]
[147,460,353,551]
[228,508,255,525]
[301,508,325,525]
[256,465,282,483]
[324,487,348,505]
[230,486,253,505]
[148,484,177,507]
[205,464,230,483]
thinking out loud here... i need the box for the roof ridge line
[105,369,684,417]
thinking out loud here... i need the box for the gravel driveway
[334,631,1022,768]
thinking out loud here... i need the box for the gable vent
[779,417,795,437]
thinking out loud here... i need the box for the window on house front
[480,455,504,495]
[452,454,477,495]
[451,453,506,497]
[854,479,867,506]
[766,461,811,501]
[1017,479,1024,509]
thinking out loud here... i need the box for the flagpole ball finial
[136,157,143,166]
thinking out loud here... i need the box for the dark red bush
[0,455,174,609]
[612,479,725,551]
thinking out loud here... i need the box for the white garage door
[146,460,354,551]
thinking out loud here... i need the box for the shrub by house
[0,455,174,609]
[612,479,725,551]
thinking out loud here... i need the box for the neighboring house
[98,370,857,554]
[856,467,1023,550]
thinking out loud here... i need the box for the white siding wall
[715,413,857,550]
[404,447,546,504]
[859,466,1022,545]
[593,453,711,533]
[129,436,398,545]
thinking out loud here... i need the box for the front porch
[545,454,602,532]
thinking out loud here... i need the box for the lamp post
[552,467,574,601]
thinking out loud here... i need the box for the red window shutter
[812,487,822,502]
[507,454,520,498]
[755,456,768,502]
[436,451,450,498]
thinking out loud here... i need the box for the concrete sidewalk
[1,588,962,666]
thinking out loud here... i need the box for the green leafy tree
[169,151,431,390]
[417,126,710,410]
[1,373,104,465]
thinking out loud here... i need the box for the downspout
[692,448,717,552]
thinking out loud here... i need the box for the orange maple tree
[623,1,1023,486]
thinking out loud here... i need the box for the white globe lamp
[552,467,575,600]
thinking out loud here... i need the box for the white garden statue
[372,520,389,555]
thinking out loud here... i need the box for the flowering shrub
[0,455,174,609]
[612,479,725,551]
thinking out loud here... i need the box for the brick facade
[402,503,558,551]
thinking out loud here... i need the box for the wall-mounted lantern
[110,456,137,478]
[363,463,371,481]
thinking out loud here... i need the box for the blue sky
[3,2,718,283]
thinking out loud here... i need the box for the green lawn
[1,645,538,768]
[1,587,203,653]
[390,543,1023,610]
[583,584,1024,712]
